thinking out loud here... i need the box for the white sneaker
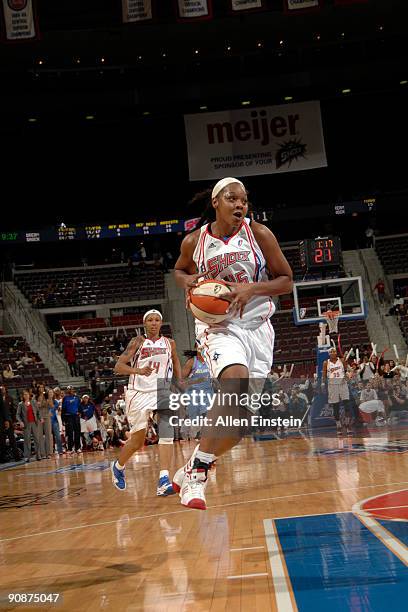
[77,449,82,454]
[172,444,200,493]
[180,468,208,510]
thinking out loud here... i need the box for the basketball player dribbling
[173,177,293,509]
[111,310,182,495]
[322,347,352,434]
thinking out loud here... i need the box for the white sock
[116,461,125,470]
[160,469,169,478]
[196,450,216,465]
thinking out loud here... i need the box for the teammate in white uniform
[173,177,293,509]
[322,347,352,434]
[110,310,182,495]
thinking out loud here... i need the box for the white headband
[211,177,246,199]
[143,309,163,322]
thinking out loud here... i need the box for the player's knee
[158,437,173,445]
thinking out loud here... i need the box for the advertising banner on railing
[184,101,327,181]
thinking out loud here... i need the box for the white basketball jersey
[327,358,345,380]
[192,219,275,330]
[128,336,173,392]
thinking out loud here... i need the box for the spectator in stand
[387,294,405,317]
[0,387,20,463]
[288,387,308,419]
[115,394,126,413]
[114,407,129,441]
[373,279,386,305]
[64,334,78,377]
[381,363,395,379]
[47,389,63,455]
[101,408,115,447]
[360,381,378,403]
[61,386,82,454]
[391,361,408,382]
[388,385,408,423]
[79,395,98,449]
[127,257,135,278]
[359,356,376,380]
[2,364,21,380]
[16,390,42,462]
[365,225,374,248]
[37,385,53,459]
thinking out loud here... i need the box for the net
[323,310,340,334]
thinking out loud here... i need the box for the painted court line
[264,519,297,612]
[230,546,265,552]
[227,572,268,580]
[1,479,408,544]
[354,514,408,566]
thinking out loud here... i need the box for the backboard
[292,276,367,325]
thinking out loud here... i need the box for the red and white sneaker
[172,444,200,494]
[180,465,208,510]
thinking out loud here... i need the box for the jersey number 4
[148,361,160,374]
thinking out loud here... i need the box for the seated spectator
[2,364,21,380]
[101,408,115,447]
[114,407,129,440]
[79,394,98,449]
[388,385,408,423]
[360,381,378,402]
[288,387,308,419]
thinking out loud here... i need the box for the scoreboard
[0,220,186,244]
[299,236,342,271]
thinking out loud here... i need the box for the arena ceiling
[0,0,407,118]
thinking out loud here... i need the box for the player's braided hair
[188,189,214,229]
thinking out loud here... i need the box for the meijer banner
[184,101,327,181]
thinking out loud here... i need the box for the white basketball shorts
[196,318,275,379]
[125,389,156,433]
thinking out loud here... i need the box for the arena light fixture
[284,96,293,102]
[85,115,95,120]
[400,80,408,86]
[342,88,352,94]
[28,118,37,123]
[143,111,151,116]
[199,105,208,111]
[241,100,251,106]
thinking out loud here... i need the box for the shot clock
[299,237,341,271]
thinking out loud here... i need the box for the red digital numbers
[314,248,333,264]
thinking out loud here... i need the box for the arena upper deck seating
[375,235,408,275]
[0,336,58,389]
[15,264,165,308]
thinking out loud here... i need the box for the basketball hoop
[323,310,340,334]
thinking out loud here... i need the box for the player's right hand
[181,272,205,290]
[137,366,154,376]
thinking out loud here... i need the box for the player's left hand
[225,283,256,318]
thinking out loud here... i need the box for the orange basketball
[189,280,232,324]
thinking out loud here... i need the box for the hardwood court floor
[0,430,407,612]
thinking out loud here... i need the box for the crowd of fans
[1,338,407,464]
[0,382,137,464]
[266,346,408,431]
